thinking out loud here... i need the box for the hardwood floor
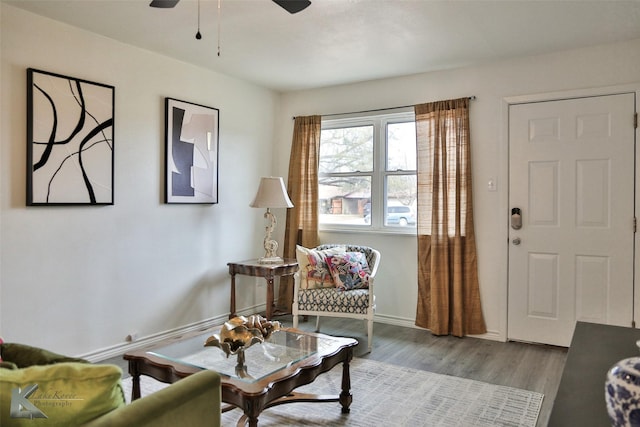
[286,315,567,427]
[104,315,567,426]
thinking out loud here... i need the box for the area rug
[121,358,543,427]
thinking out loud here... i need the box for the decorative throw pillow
[0,362,125,426]
[296,245,345,289]
[326,251,371,290]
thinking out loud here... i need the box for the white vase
[606,357,640,426]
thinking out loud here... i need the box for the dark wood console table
[227,258,298,320]
[548,321,640,426]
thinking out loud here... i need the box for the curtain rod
[292,96,476,120]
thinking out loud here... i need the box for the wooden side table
[227,258,298,320]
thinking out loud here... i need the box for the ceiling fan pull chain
[195,0,202,40]
[217,0,222,57]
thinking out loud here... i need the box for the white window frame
[319,108,416,235]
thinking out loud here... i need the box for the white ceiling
[5,0,640,92]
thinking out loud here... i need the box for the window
[319,109,417,232]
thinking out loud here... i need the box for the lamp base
[258,256,284,264]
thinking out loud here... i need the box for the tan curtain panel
[277,115,321,312]
[414,98,486,336]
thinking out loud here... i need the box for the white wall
[275,38,640,340]
[3,4,640,356]
[0,4,280,357]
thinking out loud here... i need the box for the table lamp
[250,177,294,264]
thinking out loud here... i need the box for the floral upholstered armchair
[292,244,381,352]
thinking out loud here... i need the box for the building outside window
[319,109,417,233]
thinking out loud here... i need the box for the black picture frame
[164,97,219,204]
[27,68,115,205]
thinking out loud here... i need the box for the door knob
[512,237,521,245]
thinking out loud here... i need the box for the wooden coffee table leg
[235,413,259,427]
[237,409,259,427]
[132,374,141,401]
[339,351,353,413]
[128,361,142,401]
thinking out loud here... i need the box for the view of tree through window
[319,112,417,230]
[319,126,373,174]
[319,125,372,224]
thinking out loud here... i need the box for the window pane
[387,122,416,171]
[320,126,374,173]
[385,175,417,227]
[319,176,371,226]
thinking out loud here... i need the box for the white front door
[508,93,636,347]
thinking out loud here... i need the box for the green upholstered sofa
[81,370,221,427]
[0,343,221,427]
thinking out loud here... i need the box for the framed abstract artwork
[27,68,115,205]
[165,98,219,204]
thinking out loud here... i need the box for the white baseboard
[79,315,226,362]
[373,313,419,329]
[83,307,503,362]
[373,313,504,342]
[80,303,270,362]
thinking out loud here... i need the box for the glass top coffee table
[124,326,358,427]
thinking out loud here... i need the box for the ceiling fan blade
[150,0,180,8]
[272,0,311,14]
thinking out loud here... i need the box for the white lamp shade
[250,177,294,208]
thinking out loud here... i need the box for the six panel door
[508,93,635,347]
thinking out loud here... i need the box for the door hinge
[635,112,638,129]
[633,320,637,328]
[635,217,637,233]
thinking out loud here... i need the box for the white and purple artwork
[165,98,219,204]
[27,68,115,205]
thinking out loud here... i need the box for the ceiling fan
[150,0,311,14]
